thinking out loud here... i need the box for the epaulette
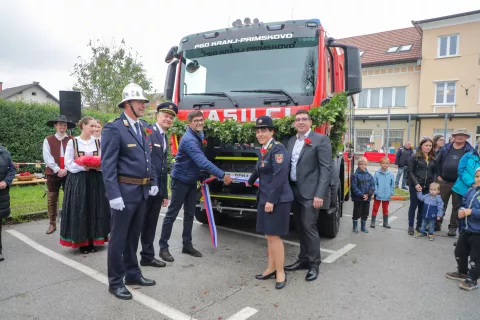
[107,117,120,123]
[274,141,280,144]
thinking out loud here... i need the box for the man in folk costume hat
[43,115,75,234]
[139,102,178,268]
[101,83,158,300]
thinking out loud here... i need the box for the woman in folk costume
[60,116,110,254]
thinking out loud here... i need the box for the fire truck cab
[163,18,362,238]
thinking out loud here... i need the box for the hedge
[0,99,124,163]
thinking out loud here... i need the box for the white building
[0,81,59,106]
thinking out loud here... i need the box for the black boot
[0,252,4,262]
[370,216,376,228]
[353,220,358,233]
[383,216,391,229]
[361,220,369,233]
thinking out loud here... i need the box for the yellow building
[339,9,480,153]
[413,9,480,145]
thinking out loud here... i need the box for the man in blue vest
[139,102,178,268]
[101,83,158,300]
[159,110,232,262]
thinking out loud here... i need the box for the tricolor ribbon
[200,176,260,248]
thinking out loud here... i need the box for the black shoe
[109,286,132,300]
[79,246,89,254]
[275,273,287,289]
[306,265,319,281]
[182,246,202,257]
[0,253,4,262]
[88,244,97,253]
[448,228,456,237]
[408,227,414,235]
[159,250,174,262]
[125,276,156,286]
[434,224,441,232]
[140,258,166,268]
[284,260,309,271]
[255,270,276,280]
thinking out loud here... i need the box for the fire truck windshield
[178,36,319,109]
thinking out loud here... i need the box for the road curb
[391,195,409,201]
[3,210,60,225]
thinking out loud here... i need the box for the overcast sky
[1,0,478,99]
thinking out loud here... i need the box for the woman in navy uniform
[246,115,294,289]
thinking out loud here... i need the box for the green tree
[71,39,154,112]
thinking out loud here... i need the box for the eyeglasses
[192,119,204,123]
[295,117,310,122]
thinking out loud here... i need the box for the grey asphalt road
[0,200,477,320]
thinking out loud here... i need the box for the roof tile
[337,27,422,66]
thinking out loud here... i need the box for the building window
[438,34,459,57]
[384,129,404,149]
[355,129,372,153]
[357,86,407,108]
[433,129,453,142]
[435,81,456,105]
[32,92,36,96]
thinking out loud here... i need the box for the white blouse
[65,136,100,174]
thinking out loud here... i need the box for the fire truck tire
[194,207,228,225]
[317,185,342,238]
[194,208,210,224]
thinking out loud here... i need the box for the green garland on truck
[168,92,348,157]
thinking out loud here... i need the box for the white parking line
[226,307,258,320]
[6,229,198,320]
[321,244,356,264]
[160,213,356,263]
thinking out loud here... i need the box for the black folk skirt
[60,170,110,248]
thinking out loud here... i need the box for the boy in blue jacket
[351,157,375,233]
[371,157,394,229]
[416,182,444,241]
[446,167,480,291]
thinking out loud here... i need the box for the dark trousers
[0,222,2,254]
[353,201,370,221]
[438,180,462,229]
[408,186,428,228]
[159,178,197,251]
[455,230,480,280]
[108,200,147,289]
[291,185,321,266]
[140,194,164,261]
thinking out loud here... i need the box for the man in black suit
[284,109,332,281]
[140,102,178,268]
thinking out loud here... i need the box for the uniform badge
[275,154,284,164]
[258,119,263,123]
[261,161,265,167]
[123,119,129,127]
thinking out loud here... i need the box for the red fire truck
[162,18,361,238]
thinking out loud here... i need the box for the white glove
[149,186,159,196]
[110,197,125,211]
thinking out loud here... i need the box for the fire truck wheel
[317,186,342,238]
[194,207,227,225]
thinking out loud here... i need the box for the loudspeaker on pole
[59,91,82,123]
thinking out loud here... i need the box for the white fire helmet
[118,83,150,108]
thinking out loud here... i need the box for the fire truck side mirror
[343,46,362,96]
[165,46,179,63]
[164,61,178,101]
[328,43,362,96]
